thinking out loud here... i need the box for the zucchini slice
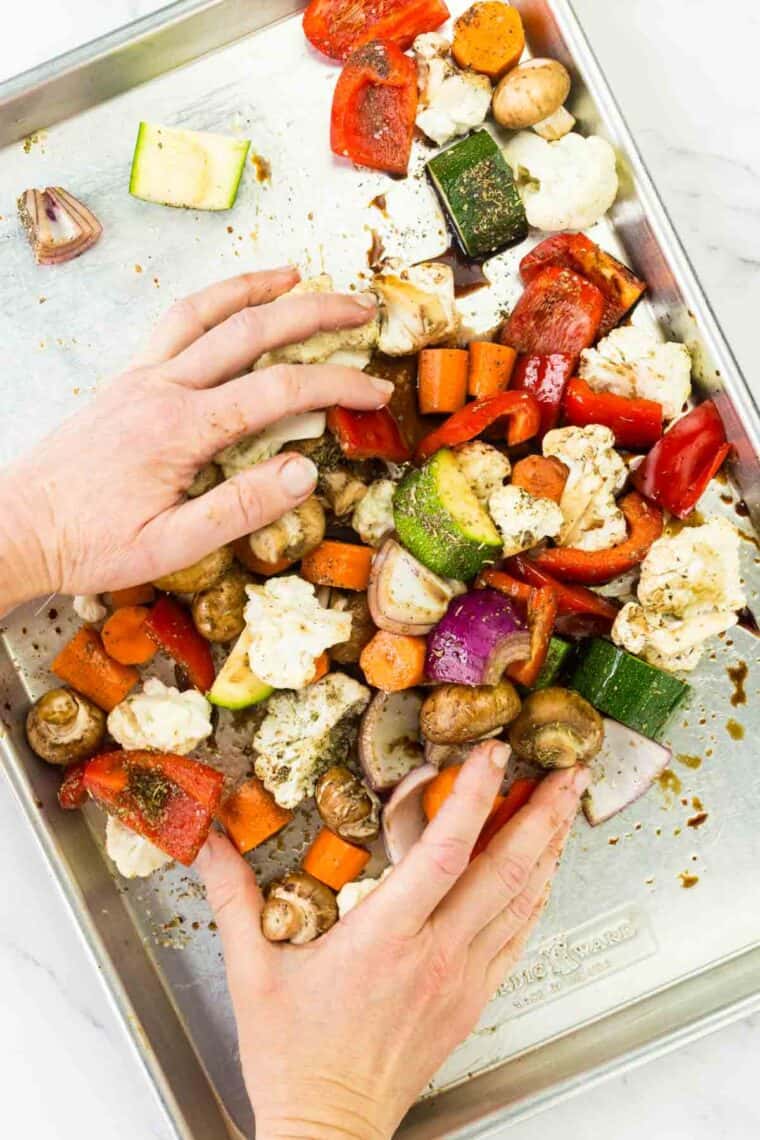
[534,636,573,690]
[208,629,273,710]
[568,638,690,739]
[129,122,250,210]
[426,129,528,258]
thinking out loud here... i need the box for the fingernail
[369,377,395,400]
[572,766,592,793]
[489,742,510,770]
[280,455,318,496]
[354,293,377,310]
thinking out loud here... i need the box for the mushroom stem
[533,105,576,141]
[261,898,302,942]
[530,724,586,769]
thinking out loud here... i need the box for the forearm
[0,469,55,619]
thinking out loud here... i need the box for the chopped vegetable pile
[21,1,746,945]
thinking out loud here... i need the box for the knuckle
[228,475,267,530]
[228,306,262,342]
[266,363,303,408]
[167,297,198,328]
[485,850,532,902]
[423,834,471,882]
[507,889,537,924]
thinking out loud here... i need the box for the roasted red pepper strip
[520,234,647,338]
[144,596,216,693]
[563,378,663,450]
[512,353,575,438]
[529,492,663,585]
[632,400,731,519]
[476,568,533,606]
[507,586,558,688]
[330,41,417,175]
[327,405,411,462]
[84,750,223,865]
[58,761,88,811]
[506,556,619,625]
[415,391,541,461]
[304,0,449,60]
[471,778,539,861]
[501,267,605,357]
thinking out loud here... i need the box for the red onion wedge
[582,718,672,826]
[425,589,530,687]
[382,764,438,864]
[359,689,424,793]
[17,187,102,265]
[368,539,465,636]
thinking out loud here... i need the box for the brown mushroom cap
[492,58,571,130]
[26,688,106,766]
[152,545,233,593]
[261,871,338,944]
[247,496,326,565]
[315,766,380,843]
[509,688,603,769]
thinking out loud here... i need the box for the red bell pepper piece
[563,378,663,450]
[476,568,533,606]
[529,492,663,585]
[330,41,418,175]
[58,761,88,811]
[83,750,224,865]
[327,405,411,462]
[506,556,619,626]
[415,391,541,462]
[304,0,449,61]
[632,400,731,519]
[501,267,605,357]
[471,778,539,861]
[520,234,647,338]
[144,596,216,693]
[512,353,575,438]
[507,586,558,688]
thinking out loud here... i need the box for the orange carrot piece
[452,1,525,79]
[232,538,294,577]
[303,828,370,891]
[418,348,469,415]
[300,540,374,591]
[310,651,331,684]
[422,763,505,822]
[108,584,155,608]
[468,342,517,398]
[511,455,569,504]
[52,627,139,712]
[217,777,293,855]
[101,606,157,666]
[359,631,427,692]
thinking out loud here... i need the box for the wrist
[252,1079,392,1140]
[0,468,58,617]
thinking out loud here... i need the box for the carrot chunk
[303,828,370,891]
[52,627,139,711]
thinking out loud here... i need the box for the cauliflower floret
[414,34,492,147]
[580,326,692,421]
[543,425,627,552]
[637,518,744,619]
[215,411,326,478]
[352,479,395,546]
[454,441,511,506]
[374,261,458,356]
[243,577,352,690]
[73,594,107,623]
[613,601,738,673]
[503,131,619,231]
[488,484,563,557]
[254,673,370,808]
[105,816,172,879]
[337,867,392,918]
[256,275,378,371]
[107,678,213,755]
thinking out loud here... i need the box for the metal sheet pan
[1,2,759,1137]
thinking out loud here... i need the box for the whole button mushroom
[315,765,381,843]
[509,688,603,769]
[492,58,575,141]
[261,871,338,944]
[26,688,106,765]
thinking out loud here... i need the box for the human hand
[196,742,590,1139]
[0,267,388,613]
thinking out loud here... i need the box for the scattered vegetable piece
[311,651,331,684]
[144,596,216,693]
[58,761,89,810]
[582,719,672,825]
[470,777,538,859]
[417,348,469,414]
[631,400,731,519]
[330,41,418,175]
[563,378,663,450]
[101,606,157,666]
[368,538,465,636]
[26,688,106,766]
[509,687,603,769]
[303,827,370,891]
[425,588,529,687]
[534,635,573,690]
[415,390,541,461]
[451,1,525,79]
[360,630,427,691]
[17,187,102,265]
[232,542,294,577]
[510,454,568,503]
[503,131,619,232]
[217,777,293,855]
[301,540,374,591]
[359,689,425,792]
[52,627,139,712]
[382,763,439,863]
[208,629,273,710]
[303,0,449,60]
[492,59,574,140]
[421,764,466,822]
[327,405,411,462]
[315,766,381,843]
[506,556,619,626]
[507,585,557,688]
[262,872,338,944]
[467,342,517,398]
[420,678,521,744]
[129,123,250,210]
[152,547,233,594]
[108,584,155,608]
[511,352,575,438]
[502,267,605,357]
[192,566,250,644]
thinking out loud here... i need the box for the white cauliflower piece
[503,131,619,231]
[255,275,378,370]
[543,425,627,552]
[337,867,392,918]
[454,441,511,506]
[613,601,738,673]
[73,594,107,623]
[580,326,692,421]
[105,816,172,879]
[215,411,326,478]
[488,484,563,557]
[243,577,352,690]
[374,261,458,356]
[107,678,212,755]
[352,479,396,546]
[414,34,492,146]
[254,673,370,808]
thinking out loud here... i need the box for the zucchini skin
[426,130,528,258]
[568,638,690,739]
[534,636,574,690]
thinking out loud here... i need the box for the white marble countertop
[1,2,759,1138]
